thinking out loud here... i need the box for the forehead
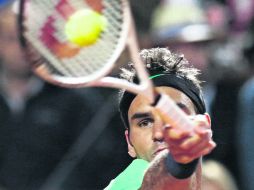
[128,86,196,117]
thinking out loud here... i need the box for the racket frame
[18,0,155,102]
[18,0,195,132]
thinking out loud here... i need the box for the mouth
[153,147,168,156]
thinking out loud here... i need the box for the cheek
[129,128,154,159]
[130,128,152,143]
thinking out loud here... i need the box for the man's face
[126,86,197,162]
[0,10,29,75]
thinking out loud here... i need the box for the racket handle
[154,93,195,134]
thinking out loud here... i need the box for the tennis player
[105,47,216,190]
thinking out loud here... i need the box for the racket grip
[154,93,195,134]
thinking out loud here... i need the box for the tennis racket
[18,0,195,132]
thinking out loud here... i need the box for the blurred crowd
[0,1,131,190]
[130,0,254,189]
[0,0,254,189]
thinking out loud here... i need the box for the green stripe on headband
[149,74,164,79]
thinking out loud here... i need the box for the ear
[204,113,211,126]
[125,130,137,158]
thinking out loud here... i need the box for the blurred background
[0,0,254,189]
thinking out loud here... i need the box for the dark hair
[119,47,205,129]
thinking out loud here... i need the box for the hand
[163,114,216,164]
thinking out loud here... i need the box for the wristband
[165,154,199,179]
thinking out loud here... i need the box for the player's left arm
[140,114,216,190]
[140,150,202,190]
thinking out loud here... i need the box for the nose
[153,130,164,142]
[152,115,165,142]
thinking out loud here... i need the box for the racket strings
[25,0,77,76]
[24,0,125,79]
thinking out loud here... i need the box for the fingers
[168,138,216,164]
[163,114,216,164]
[171,141,216,164]
[180,129,213,150]
[164,125,190,140]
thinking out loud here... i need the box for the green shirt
[104,159,149,190]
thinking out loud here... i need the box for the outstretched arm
[140,114,215,190]
[140,150,202,190]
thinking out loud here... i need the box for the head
[0,1,31,77]
[150,1,227,81]
[119,47,207,161]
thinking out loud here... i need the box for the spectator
[0,2,130,190]
[202,160,239,190]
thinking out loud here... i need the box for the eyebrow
[130,112,152,120]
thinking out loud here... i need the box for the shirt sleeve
[104,159,149,190]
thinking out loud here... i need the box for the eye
[137,118,154,128]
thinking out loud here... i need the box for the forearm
[140,150,202,190]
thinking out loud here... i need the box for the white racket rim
[23,0,131,86]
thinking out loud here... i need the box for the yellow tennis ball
[65,9,107,46]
